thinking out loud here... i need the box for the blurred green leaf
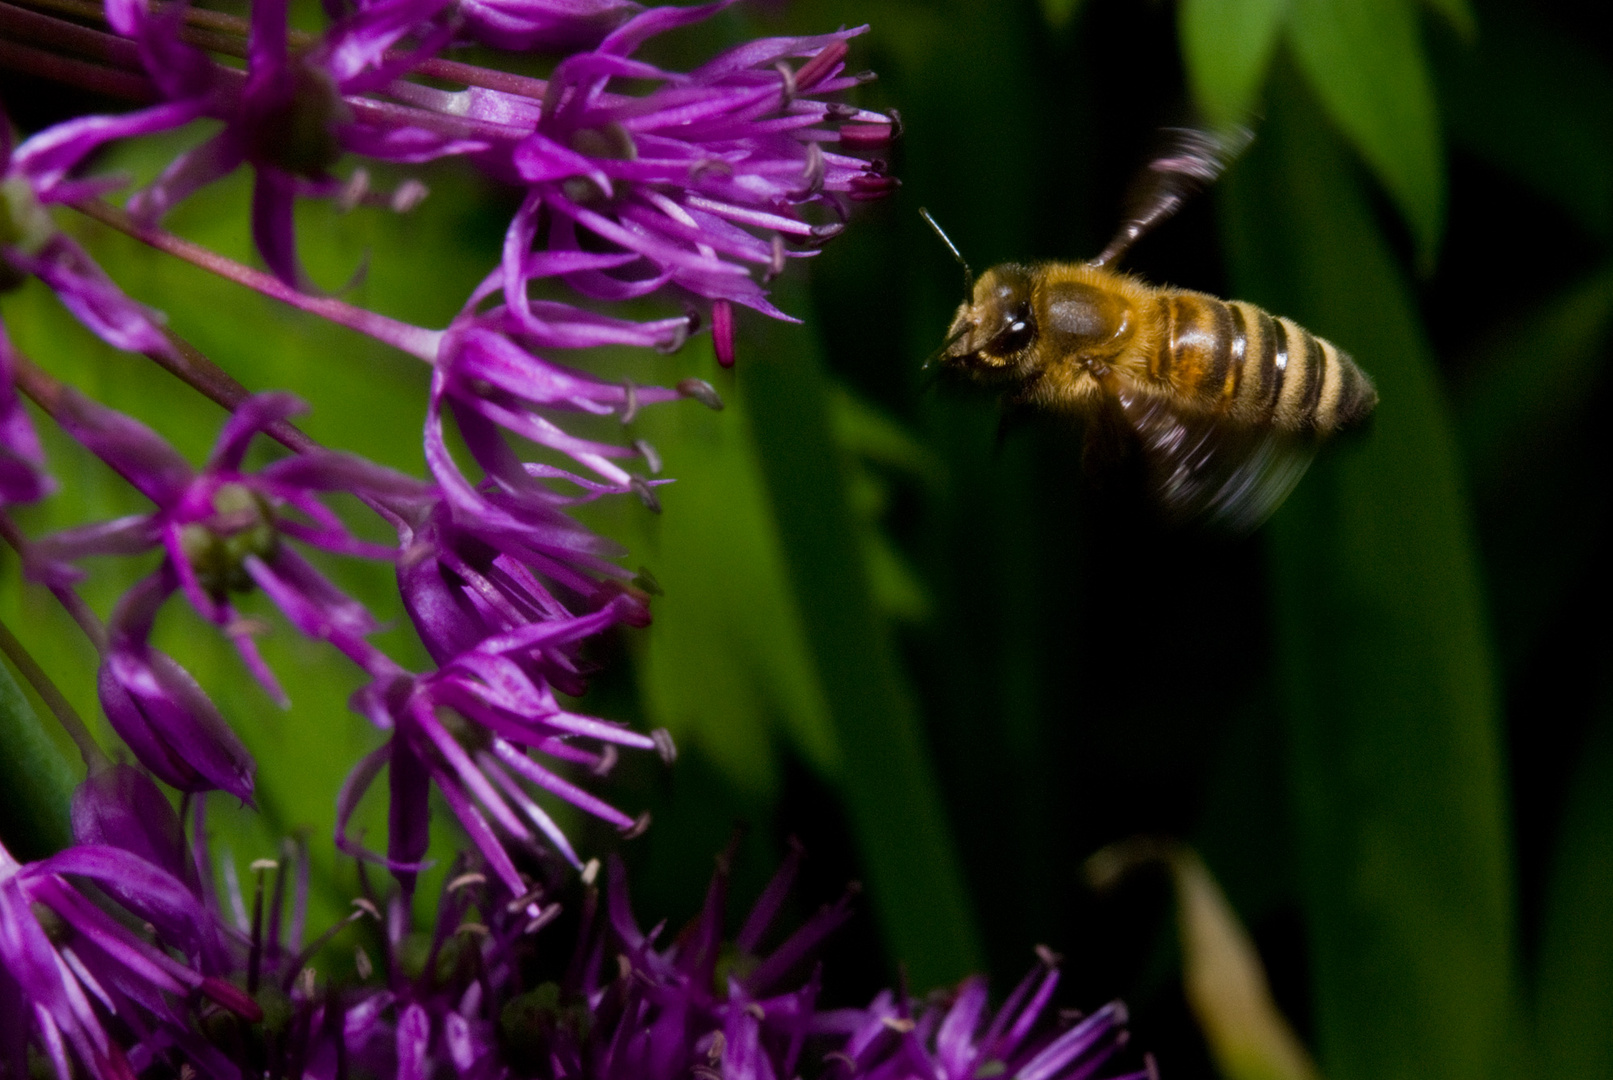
[1432,2,1613,239]
[740,282,983,991]
[583,343,839,800]
[1535,686,1613,1080]
[1180,0,1289,129]
[0,629,77,860]
[1420,0,1475,39]
[1220,68,1522,1080]
[1038,0,1085,32]
[1455,264,1613,493]
[831,386,940,624]
[1452,265,1613,673]
[1285,0,1446,265]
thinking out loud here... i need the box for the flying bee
[924,128,1376,531]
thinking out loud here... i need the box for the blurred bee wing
[1108,389,1314,532]
[1093,126,1255,269]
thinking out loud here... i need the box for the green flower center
[179,483,280,602]
[0,176,58,292]
[247,58,351,178]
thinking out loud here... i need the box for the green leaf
[740,281,984,991]
[1431,3,1613,239]
[1451,264,1613,673]
[830,386,941,624]
[1455,264,1613,495]
[1039,0,1085,31]
[1421,0,1474,39]
[0,631,77,860]
[580,341,839,801]
[1220,68,1523,1080]
[1286,0,1446,266]
[1535,690,1613,1080]
[1179,0,1289,129]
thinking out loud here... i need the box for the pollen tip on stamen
[622,811,652,839]
[633,438,662,475]
[630,477,662,513]
[1033,943,1062,968]
[580,858,601,886]
[592,743,619,777]
[338,169,370,213]
[656,318,691,355]
[774,60,797,107]
[677,378,724,410]
[764,234,787,283]
[632,565,664,596]
[620,379,640,424]
[651,727,677,764]
[524,903,562,934]
[390,179,429,214]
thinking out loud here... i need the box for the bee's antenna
[919,207,973,295]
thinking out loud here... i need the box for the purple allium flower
[0,837,260,1080]
[823,959,1150,1080]
[453,0,644,51]
[111,0,483,285]
[31,389,432,702]
[341,608,667,893]
[0,321,51,505]
[489,8,897,342]
[2,109,195,358]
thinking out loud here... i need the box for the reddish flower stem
[0,36,155,101]
[14,0,551,100]
[70,198,444,362]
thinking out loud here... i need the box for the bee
[924,128,1376,531]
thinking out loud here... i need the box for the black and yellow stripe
[1152,292,1376,434]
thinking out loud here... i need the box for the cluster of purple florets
[0,1,1147,1077]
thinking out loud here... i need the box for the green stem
[0,615,108,773]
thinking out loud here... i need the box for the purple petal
[11,235,174,359]
[251,168,301,288]
[40,386,193,506]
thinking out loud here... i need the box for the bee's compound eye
[986,308,1036,356]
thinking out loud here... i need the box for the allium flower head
[32,390,433,702]
[112,0,483,284]
[2,109,191,358]
[487,4,897,356]
[342,615,669,893]
[0,837,259,1080]
[826,957,1149,1080]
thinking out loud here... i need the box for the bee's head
[936,263,1041,386]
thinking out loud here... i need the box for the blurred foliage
[4,0,1613,1077]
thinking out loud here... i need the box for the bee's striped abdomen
[1154,292,1376,434]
